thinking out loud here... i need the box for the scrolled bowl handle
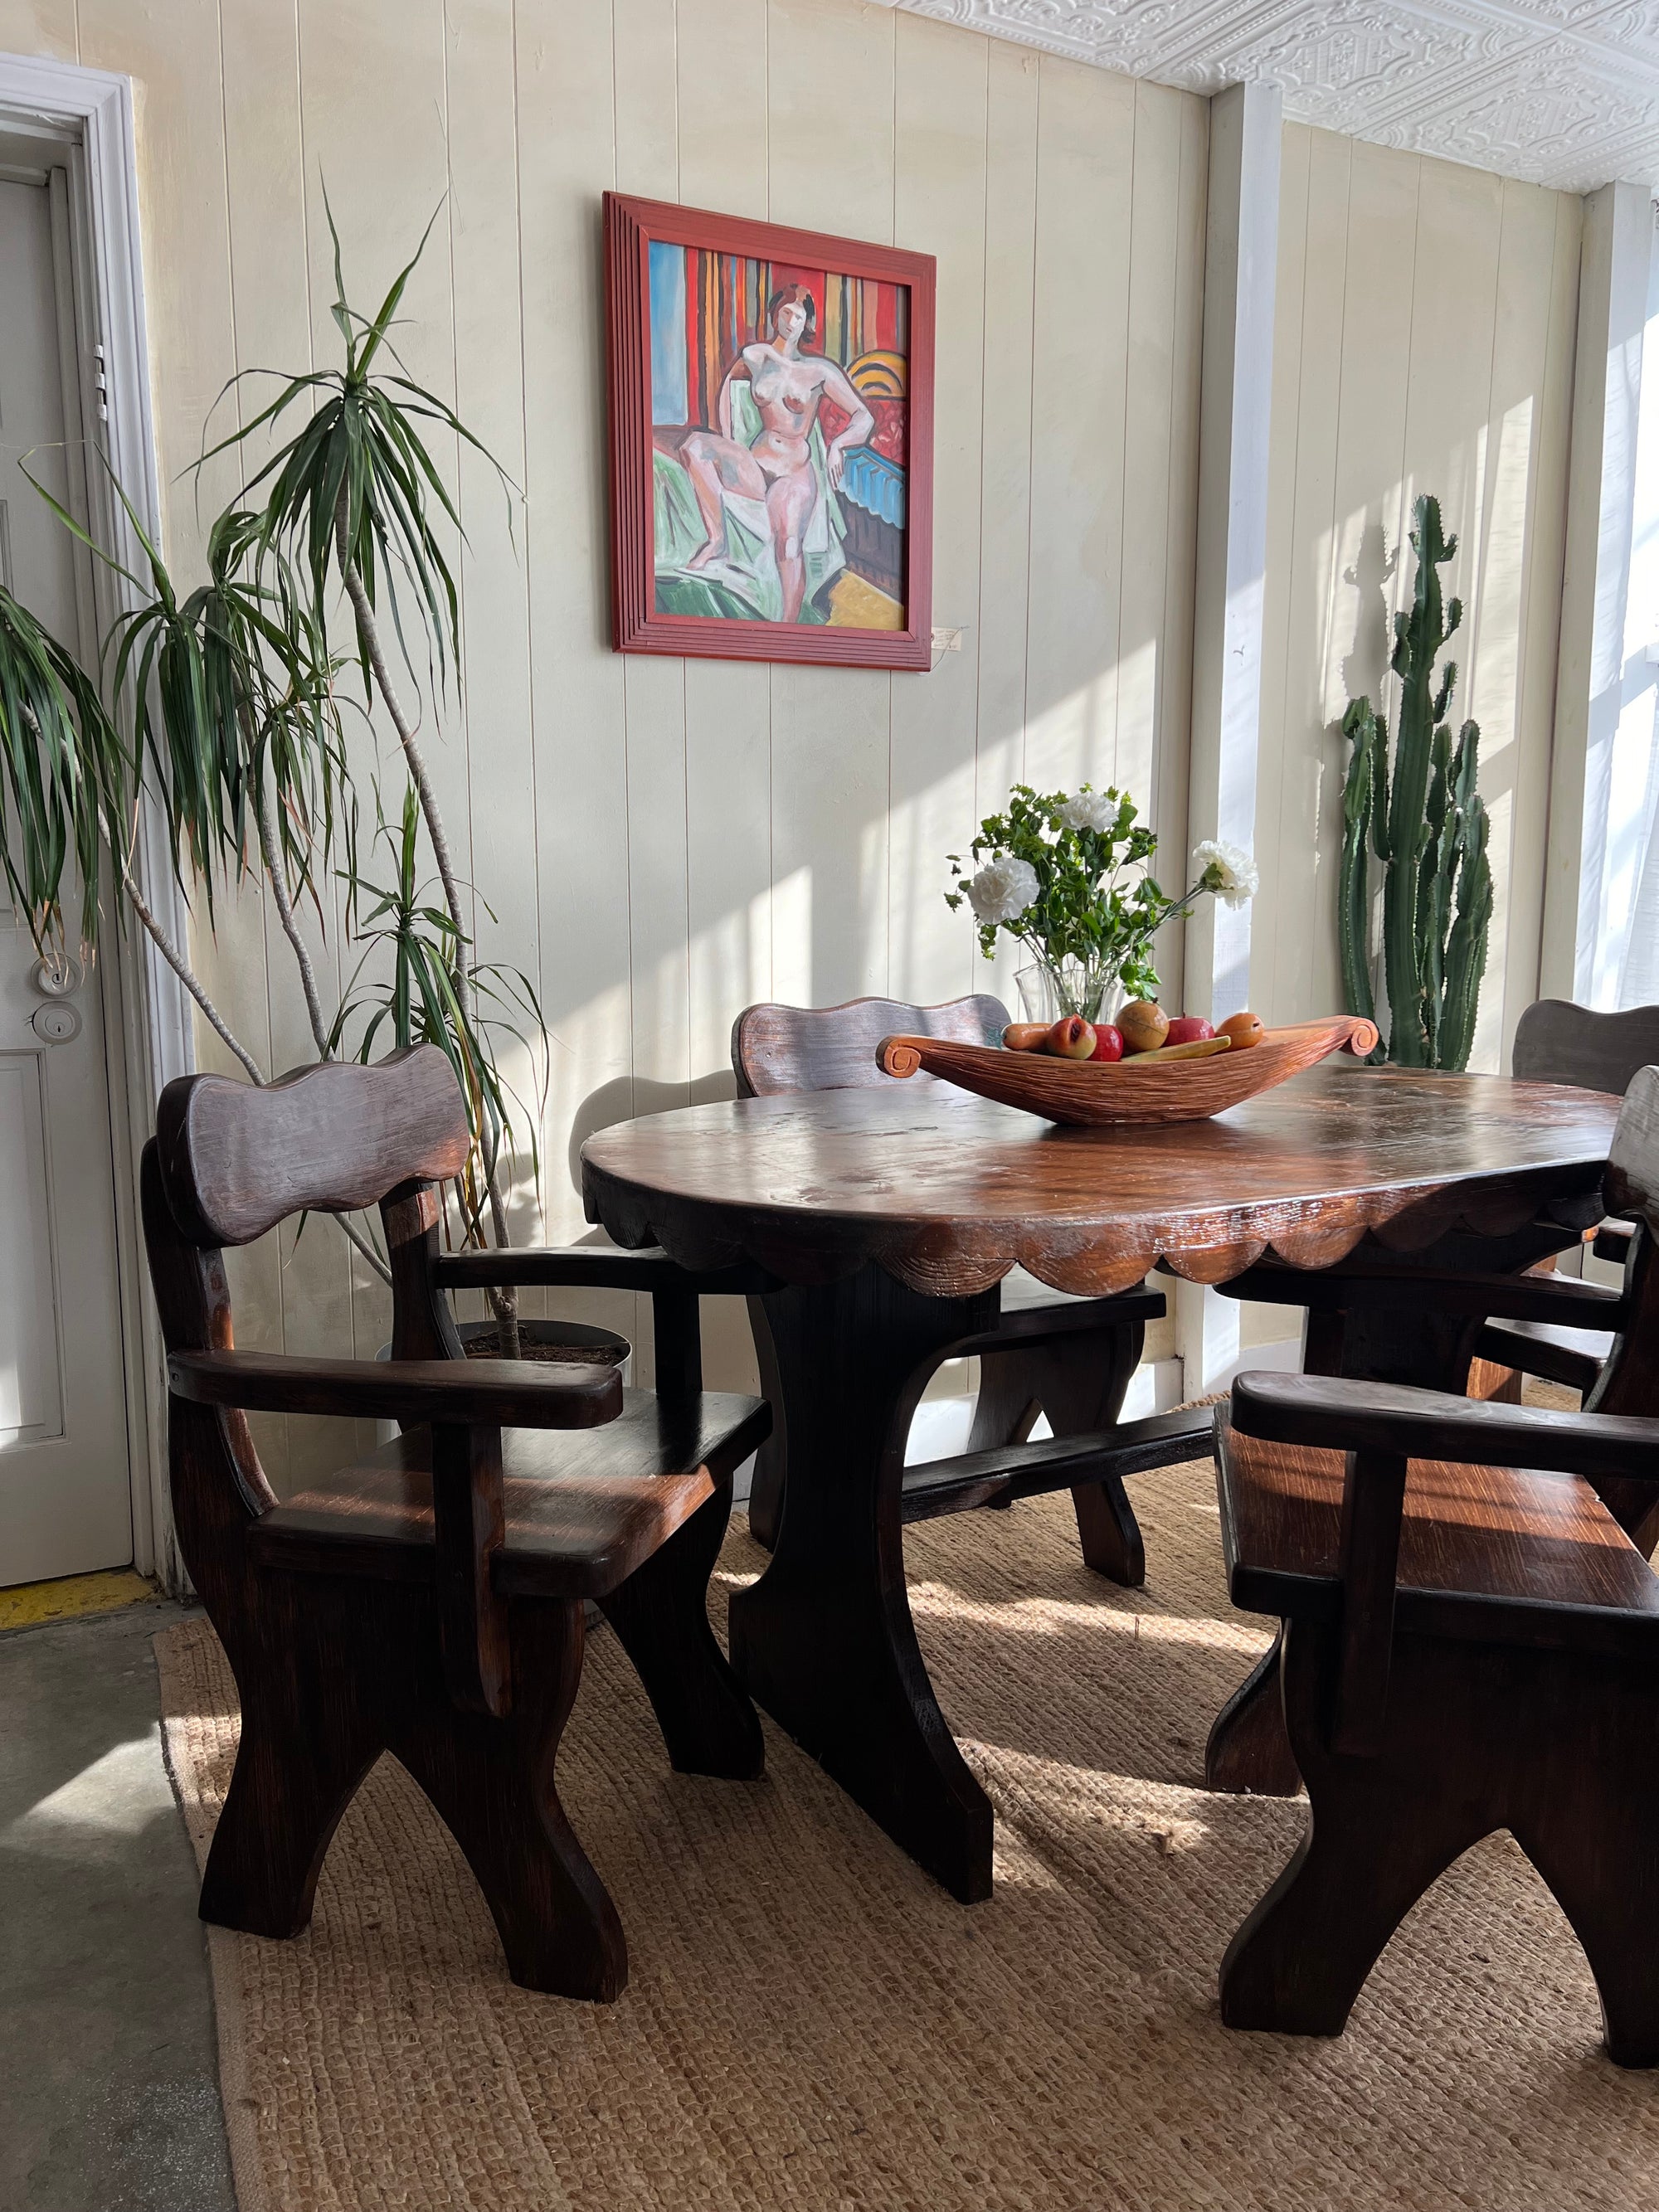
[879,1037,925,1080]
[1342,1017,1381,1058]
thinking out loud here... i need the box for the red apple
[1045,1015,1097,1060]
[1164,1015,1216,1047]
[1089,1024,1124,1062]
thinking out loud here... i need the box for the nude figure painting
[606,197,934,672]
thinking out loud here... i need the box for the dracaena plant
[946,782,1257,1020]
[330,782,545,1255]
[0,200,546,1343]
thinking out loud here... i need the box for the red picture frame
[604,192,935,672]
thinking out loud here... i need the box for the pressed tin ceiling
[878,0,1659,193]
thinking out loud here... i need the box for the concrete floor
[0,1600,235,2212]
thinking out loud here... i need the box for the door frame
[0,54,193,1588]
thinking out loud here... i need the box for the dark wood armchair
[144,1046,770,2002]
[731,994,1211,1583]
[1217,998,1659,1401]
[1212,1064,1659,2065]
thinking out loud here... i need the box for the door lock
[31,955,81,998]
[32,1002,81,1043]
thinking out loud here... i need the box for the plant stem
[254,769,332,1059]
[119,836,394,1285]
[335,500,521,1352]
[117,847,265,1086]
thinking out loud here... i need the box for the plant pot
[373,1317,633,1446]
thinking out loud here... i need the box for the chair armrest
[1220,1259,1627,1327]
[167,1349,622,1429]
[432,1245,774,1296]
[1595,1221,1637,1266]
[1231,1369,1659,1484]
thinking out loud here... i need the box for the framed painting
[604,192,935,671]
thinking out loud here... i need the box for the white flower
[1194,839,1259,909]
[1059,786,1117,834]
[966,855,1040,925]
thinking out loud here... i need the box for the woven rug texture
[155,1446,1659,2212]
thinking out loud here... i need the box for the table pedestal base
[728,1266,999,1903]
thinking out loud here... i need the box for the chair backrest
[1512,999,1659,1097]
[732,994,1008,1096]
[153,1046,470,1249]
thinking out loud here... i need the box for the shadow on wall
[565,1069,739,1218]
[1340,518,1398,708]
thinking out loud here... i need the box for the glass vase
[1015,955,1125,1028]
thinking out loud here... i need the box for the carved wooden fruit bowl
[877,1014,1381,1127]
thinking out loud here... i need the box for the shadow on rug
[156,1451,1659,2212]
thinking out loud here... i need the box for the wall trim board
[1180,77,1282,1395]
[1185,78,1280,1027]
[0,50,186,1587]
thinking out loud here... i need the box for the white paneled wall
[1254,124,1580,1071]
[0,0,1209,1489]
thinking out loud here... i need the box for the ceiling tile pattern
[884,0,1659,191]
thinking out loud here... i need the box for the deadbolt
[32,1002,81,1043]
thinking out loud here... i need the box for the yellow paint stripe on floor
[0,1569,158,1632]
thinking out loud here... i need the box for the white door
[0,168,132,1584]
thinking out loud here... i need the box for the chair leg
[393,1597,628,2001]
[599,1480,765,1781]
[1204,1631,1301,1797]
[1511,1665,1659,2069]
[1220,1620,1484,2036]
[200,1670,382,1942]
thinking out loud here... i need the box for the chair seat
[250,1389,771,1601]
[1215,1406,1659,1655]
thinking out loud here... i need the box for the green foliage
[0,583,128,960]
[946,783,1247,1009]
[1336,494,1491,1071]
[329,783,544,1244]
[26,461,350,930]
[200,194,507,697]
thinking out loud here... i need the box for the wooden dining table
[580,1060,1620,1903]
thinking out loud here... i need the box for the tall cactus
[1335,495,1491,1072]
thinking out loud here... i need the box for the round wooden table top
[580,1062,1620,1297]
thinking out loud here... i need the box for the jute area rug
[156,1444,1659,2212]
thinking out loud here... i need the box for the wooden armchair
[144,1046,770,2002]
[1218,998,1659,1400]
[732,995,1211,1583]
[1211,1064,1659,2064]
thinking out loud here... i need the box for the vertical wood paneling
[445,0,542,1259]
[0,3,78,58]
[1262,124,1349,1027]
[1024,54,1135,799]
[1504,190,1582,1067]
[1260,124,1576,1078]
[890,11,987,1006]
[513,0,636,1366]
[615,0,688,1137]
[1115,80,1185,819]
[679,0,772,1089]
[766,0,896,1005]
[974,40,1039,1014]
[1152,88,1207,1014]
[674,0,774,1400]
